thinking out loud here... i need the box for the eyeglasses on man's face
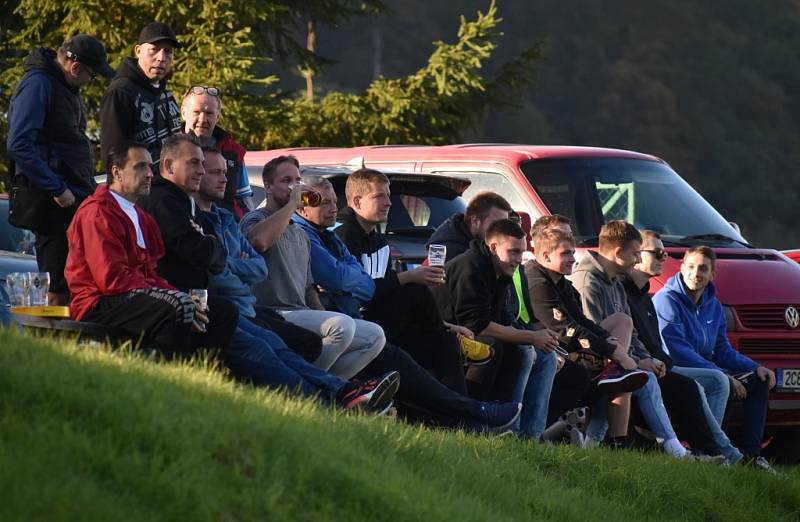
[641,248,668,261]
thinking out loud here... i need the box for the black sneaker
[337,371,400,413]
[475,401,522,430]
[595,363,649,395]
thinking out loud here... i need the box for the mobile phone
[555,346,569,357]
[732,371,754,381]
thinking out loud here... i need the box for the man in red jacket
[65,142,217,358]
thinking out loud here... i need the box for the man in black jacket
[7,35,114,305]
[622,229,743,463]
[100,22,182,173]
[427,191,512,262]
[137,134,235,352]
[436,219,560,440]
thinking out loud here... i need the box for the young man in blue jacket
[654,246,776,472]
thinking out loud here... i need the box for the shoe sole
[365,372,401,413]
[596,370,649,395]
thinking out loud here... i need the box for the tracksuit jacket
[653,273,758,373]
[293,213,375,318]
[334,206,401,303]
[65,185,173,320]
[7,48,96,198]
[100,57,181,172]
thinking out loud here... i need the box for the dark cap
[137,22,181,48]
[64,34,115,79]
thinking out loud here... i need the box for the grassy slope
[1,328,798,522]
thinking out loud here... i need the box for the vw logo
[786,306,800,329]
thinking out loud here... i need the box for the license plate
[777,368,800,391]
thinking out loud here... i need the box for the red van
[247,144,800,456]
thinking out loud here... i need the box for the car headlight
[723,305,737,332]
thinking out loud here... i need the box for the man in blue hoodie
[654,246,776,471]
[7,35,114,305]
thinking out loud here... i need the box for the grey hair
[302,175,333,191]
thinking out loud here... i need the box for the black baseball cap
[137,22,181,48]
[64,34,115,79]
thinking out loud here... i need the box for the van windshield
[521,157,749,247]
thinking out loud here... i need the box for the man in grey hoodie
[571,220,694,459]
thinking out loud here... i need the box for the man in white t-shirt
[65,142,215,357]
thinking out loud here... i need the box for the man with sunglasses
[101,22,183,175]
[181,85,254,219]
[7,34,115,306]
[621,230,742,463]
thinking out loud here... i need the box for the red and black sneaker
[595,363,649,395]
[337,371,400,414]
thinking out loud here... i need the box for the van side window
[431,171,527,213]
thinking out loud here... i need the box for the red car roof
[246,144,664,167]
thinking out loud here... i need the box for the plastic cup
[6,272,26,306]
[31,272,50,306]
[189,289,209,312]
[428,244,447,267]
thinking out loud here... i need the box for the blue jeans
[587,373,678,442]
[516,345,558,439]
[694,380,743,463]
[672,366,730,425]
[226,317,346,400]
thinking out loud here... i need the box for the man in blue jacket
[193,148,324,363]
[7,35,114,305]
[654,246,776,471]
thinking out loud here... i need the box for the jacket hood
[662,272,717,309]
[114,57,166,92]
[23,48,75,92]
[337,206,360,228]
[573,250,613,284]
[428,213,470,247]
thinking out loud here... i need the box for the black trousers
[547,360,592,426]
[359,342,479,424]
[34,200,79,295]
[252,306,323,362]
[84,289,238,359]
[365,282,467,395]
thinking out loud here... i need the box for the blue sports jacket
[201,205,267,318]
[293,214,375,318]
[653,273,757,373]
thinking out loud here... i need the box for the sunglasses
[641,248,668,261]
[186,86,220,97]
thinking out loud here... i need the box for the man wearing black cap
[7,34,115,306]
[100,22,182,174]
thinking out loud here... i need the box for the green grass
[1,328,798,522]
